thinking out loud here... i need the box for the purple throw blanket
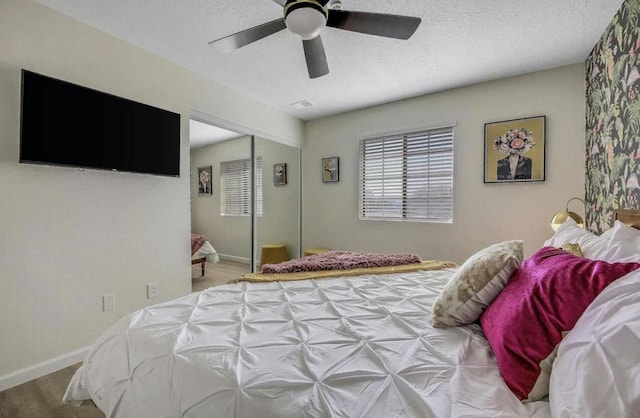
[191,234,207,256]
[261,250,421,274]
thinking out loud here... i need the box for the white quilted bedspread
[65,269,551,418]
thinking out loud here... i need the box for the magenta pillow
[480,246,640,402]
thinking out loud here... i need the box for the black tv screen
[20,70,180,177]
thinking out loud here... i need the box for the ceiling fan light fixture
[284,1,328,40]
[209,0,422,79]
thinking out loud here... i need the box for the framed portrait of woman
[483,115,546,183]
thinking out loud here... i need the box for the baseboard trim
[0,346,90,392]
[217,254,250,264]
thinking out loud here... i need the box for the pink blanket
[191,234,207,256]
[261,250,421,274]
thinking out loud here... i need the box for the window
[221,156,262,216]
[359,126,453,222]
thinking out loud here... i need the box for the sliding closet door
[254,136,301,269]
[190,120,301,275]
[191,135,252,265]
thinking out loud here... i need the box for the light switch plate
[102,294,115,311]
[147,282,159,299]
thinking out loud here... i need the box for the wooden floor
[0,259,249,417]
[191,259,250,292]
[0,363,103,418]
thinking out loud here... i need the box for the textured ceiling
[33,0,623,121]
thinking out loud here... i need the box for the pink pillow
[480,247,640,402]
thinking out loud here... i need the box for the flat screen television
[20,69,180,177]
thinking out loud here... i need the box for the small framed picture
[483,115,546,183]
[273,162,287,186]
[322,157,339,183]
[197,165,212,195]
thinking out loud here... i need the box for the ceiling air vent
[290,99,314,109]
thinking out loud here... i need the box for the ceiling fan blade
[209,19,286,53]
[270,0,286,5]
[303,36,329,79]
[327,10,421,40]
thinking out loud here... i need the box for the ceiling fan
[208,0,422,79]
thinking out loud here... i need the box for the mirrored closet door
[254,136,301,271]
[189,118,300,288]
[190,120,252,287]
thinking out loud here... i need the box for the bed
[63,211,640,417]
[191,233,219,276]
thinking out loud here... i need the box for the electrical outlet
[102,294,115,311]
[147,282,159,299]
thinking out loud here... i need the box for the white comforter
[65,269,551,417]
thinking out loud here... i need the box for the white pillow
[543,218,636,262]
[603,220,640,256]
[543,218,611,259]
[600,220,640,241]
[599,224,616,240]
[549,268,640,417]
[596,221,640,262]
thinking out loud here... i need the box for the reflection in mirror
[189,119,252,291]
[255,136,301,270]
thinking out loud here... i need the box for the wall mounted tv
[20,70,180,177]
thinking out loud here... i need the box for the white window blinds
[359,127,454,222]
[221,156,262,216]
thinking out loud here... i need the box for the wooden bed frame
[192,257,206,276]
[614,209,640,229]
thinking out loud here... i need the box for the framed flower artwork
[484,116,546,183]
[273,162,287,186]
[197,165,212,196]
[322,157,339,183]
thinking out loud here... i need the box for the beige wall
[302,64,586,262]
[0,0,302,384]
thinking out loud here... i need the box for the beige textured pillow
[431,240,524,328]
[561,242,583,257]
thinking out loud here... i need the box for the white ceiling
[33,0,623,121]
[189,119,243,149]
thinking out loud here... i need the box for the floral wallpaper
[586,0,640,233]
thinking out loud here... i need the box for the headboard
[614,209,640,230]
